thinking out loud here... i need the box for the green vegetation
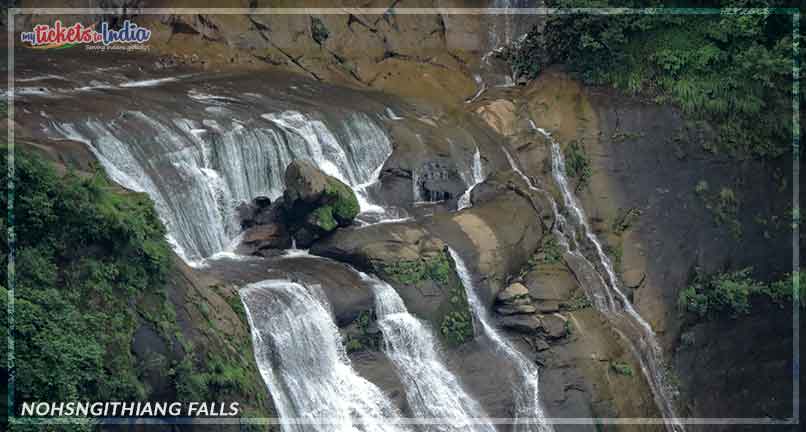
[310,16,330,45]
[380,252,452,287]
[679,268,804,318]
[509,0,798,158]
[610,360,635,377]
[343,310,380,353]
[604,242,624,269]
[563,139,592,191]
[565,291,593,311]
[323,178,359,225]
[1,150,270,426]
[539,235,564,265]
[695,181,743,238]
[1,149,171,410]
[440,310,473,346]
[378,252,473,346]
[308,205,338,232]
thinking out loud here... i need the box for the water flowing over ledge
[448,248,554,432]
[365,274,496,431]
[502,121,684,432]
[48,108,392,264]
[240,279,408,432]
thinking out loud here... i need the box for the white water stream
[241,280,410,432]
[501,122,684,432]
[448,248,553,432]
[365,274,496,431]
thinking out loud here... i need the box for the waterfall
[502,123,684,432]
[364,274,496,430]
[240,279,409,432]
[447,248,553,432]
[49,109,392,263]
[458,146,486,210]
[538,126,684,432]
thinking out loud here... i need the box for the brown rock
[497,282,530,302]
[498,314,543,334]
[541,314,569,340]
[623,269,646,289]
[236,224,291,255]
[496,304,538,316]
[284,159,328,204]
[475,100,518,136]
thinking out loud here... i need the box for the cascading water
[447,248,553,432]
[240,279,409,432]
[365,274,496,430]
[49,109,392,263]
[458,146,486,210]
[538,126,684,432]
[502,122,684,432]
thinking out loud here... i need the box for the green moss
[343,310,380,353]
[565,291,593,311]
[440,310,473,346]
[324,178,359,225]
[380,252,455,287]
[696,184,742,239]
[610,361,635,377]
[563,139,592,191]
[379,251,474,346]
[380,259,428,285]
[309,205,338,231]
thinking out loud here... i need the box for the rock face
[282,160,360,248]
[236,223,292,257]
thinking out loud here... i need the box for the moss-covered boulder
[282,160,359,247]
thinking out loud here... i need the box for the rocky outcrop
[236,223,291,256]
[235,161,360,253]
[282,160,360,247]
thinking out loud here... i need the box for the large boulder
[282,160,360,247]
[235,224,292,256]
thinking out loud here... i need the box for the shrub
[564,139,592,191]
[679,268,803,319]
[1,149,173,411]
[511,0,798,159]
[310,17,330,45]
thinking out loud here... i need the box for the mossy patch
[308,205,338,232]
[343,310,380,353]
[323,177,359,225]
[378,251,473,346]
[610,361,635,377]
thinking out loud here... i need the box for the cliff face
[16,0,537,106]
[510,69,797,425]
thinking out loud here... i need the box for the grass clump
[610,361,635,377]
[563,139,592,191]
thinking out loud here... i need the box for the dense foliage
[679,268,803,318]
[1,150,271,429]
[1,149,171,408]
[510,0,799,158]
